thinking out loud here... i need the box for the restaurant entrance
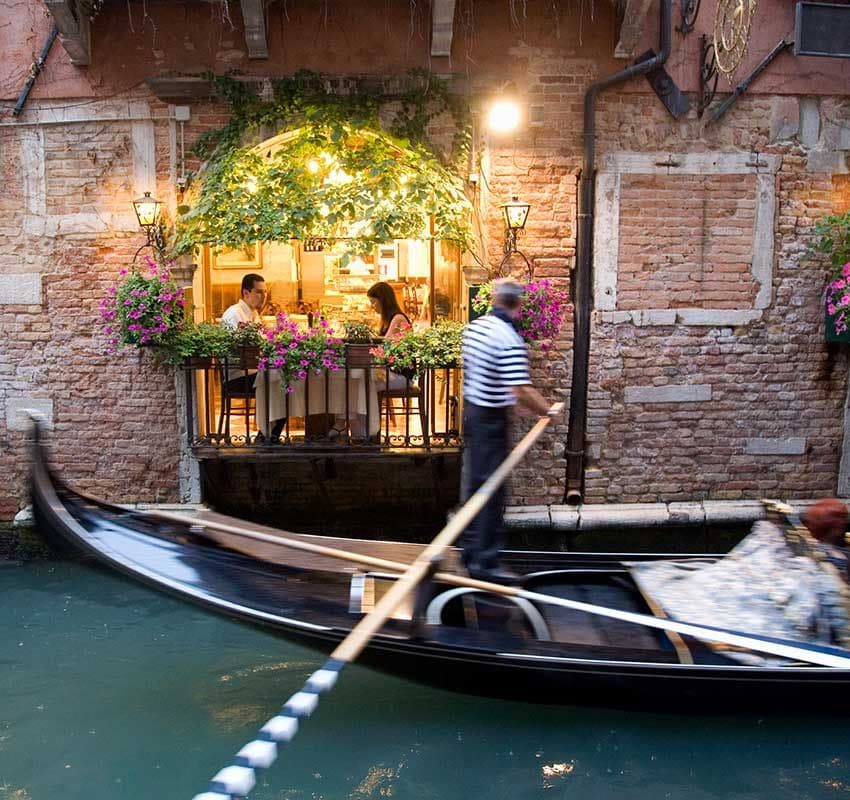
[178,116,474,452]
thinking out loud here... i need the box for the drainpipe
[13,26,58,118]
[564,0,672,504]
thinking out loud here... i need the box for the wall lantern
[498,196,533,277]
[132,191,166,260]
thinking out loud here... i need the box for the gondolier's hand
[546,402,565,419]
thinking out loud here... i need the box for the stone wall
[482,57,850,506]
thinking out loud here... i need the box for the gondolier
[460,279,556,583]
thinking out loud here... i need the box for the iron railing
[183,347,462,452]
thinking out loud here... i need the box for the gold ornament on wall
[713,0,757,75]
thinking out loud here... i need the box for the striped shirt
[462,313,531,407]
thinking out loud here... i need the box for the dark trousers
[460,402,509,572]
[223,375,285,440]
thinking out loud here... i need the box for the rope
[190,406,562,800]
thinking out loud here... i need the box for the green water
[2,561,849,800]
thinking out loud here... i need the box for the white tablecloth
[254,368,380,436]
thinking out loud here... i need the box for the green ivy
[812,210,850,278]
[174,71,474,256]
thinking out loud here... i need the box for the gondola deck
[31,433,850,711]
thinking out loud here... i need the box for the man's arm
[512,384,555,417]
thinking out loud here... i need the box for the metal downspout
[13,26,59,118]
[564,0,672,504]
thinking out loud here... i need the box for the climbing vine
[174,70,474,256]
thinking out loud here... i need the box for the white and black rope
[192,657,345,800]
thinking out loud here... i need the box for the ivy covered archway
[174,72,475,256]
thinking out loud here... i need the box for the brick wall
[3,6,850,519]
[617,173,759,310]
[0,95,182,520]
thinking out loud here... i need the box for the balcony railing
[183,345,462,452]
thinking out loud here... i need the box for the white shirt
[462,314,531,408]
[220,299,261,380]
[220,299,260,329]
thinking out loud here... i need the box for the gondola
[31,429,850,711]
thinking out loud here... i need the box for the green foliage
[341,320,376,343]
[154,321,264,365]
[370,321,465,372]
[174,71,474,256]
[419,320,464,368]
[812,210,850,277]
[157,322,233,365]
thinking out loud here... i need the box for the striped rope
[193,658,345,800]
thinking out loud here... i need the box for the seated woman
[367,281,412,390]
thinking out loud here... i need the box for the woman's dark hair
[367,281,408,335]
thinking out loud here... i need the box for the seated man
[220,273,285,441]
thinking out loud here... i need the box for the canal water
[2,559,849,800]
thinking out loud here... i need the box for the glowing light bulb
[244,177,258,194]
[487,100,521,133]
[307,159,320,174]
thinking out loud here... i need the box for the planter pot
[825,309,850,343]
[345,342,374,368]
[183,356,214,369]
[222,345,261,369]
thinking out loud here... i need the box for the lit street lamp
[498,195,532,277]
[132,191,166,261]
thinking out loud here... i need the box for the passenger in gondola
[804,498,850,582]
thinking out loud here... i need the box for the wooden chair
[217,364,256,442]
[377,373,428,446]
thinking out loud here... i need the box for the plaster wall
[5,0,849,104]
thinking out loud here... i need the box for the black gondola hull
[30,432,850,711]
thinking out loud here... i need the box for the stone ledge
[504,505,551,528]
[596,309,763,327]
[624,384,712,404]
[525,498,849,530]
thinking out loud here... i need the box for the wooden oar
[190,405,562,800]
[148,506,850,671]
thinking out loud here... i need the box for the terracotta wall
[1,1,850,518]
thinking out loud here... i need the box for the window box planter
[344,342,374,369]
[826,309,850,343]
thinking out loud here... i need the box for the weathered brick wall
[616,173,759,310]
[3,5,850,520]
[483,55,850,506]
[0,95,182,520]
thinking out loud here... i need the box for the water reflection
[2,561,849,800]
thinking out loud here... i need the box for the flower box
[344,342,374,369]
[826,309,850,343]
[183,356,214,369]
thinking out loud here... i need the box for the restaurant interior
[188,235,465,447]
